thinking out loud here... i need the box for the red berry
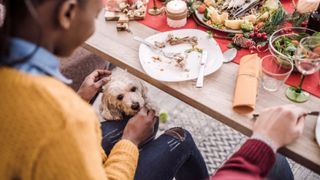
[128,0,135,4]
[287,28,292,33]
[257,33,262,38]
[301,21,307,27]
[249,46,256,50]
[280,29,285,34]
[261,32,267,36]
[263,35,268,40]
[257,45,263,50]
[245,40,252,46]
[254,27,258,32]
[249,33,255,38]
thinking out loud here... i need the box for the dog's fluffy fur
[100,69,155,120]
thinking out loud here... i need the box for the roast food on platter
[194,0,286,34]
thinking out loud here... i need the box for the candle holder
[148,0,161,16]
[166,0,188,28]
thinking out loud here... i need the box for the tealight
[166,0,188,28]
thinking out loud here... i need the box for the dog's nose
[131,102,140,110]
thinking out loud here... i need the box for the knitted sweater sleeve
[33,115,139,180]
[211,139,276,180]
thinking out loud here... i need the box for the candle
[297,0,320,13]
[166,0,188,28]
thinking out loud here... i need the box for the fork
[252,111,320,120]
[232,0,260,18]
[133,36,179,59]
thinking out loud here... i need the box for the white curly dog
[100,69,156,121]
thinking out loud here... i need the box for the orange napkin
[233,54,261,114]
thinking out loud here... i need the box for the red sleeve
[211,139,276,180]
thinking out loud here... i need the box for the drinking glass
[261,55,294,92]
[286,36,320,103]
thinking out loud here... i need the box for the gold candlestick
[148,0,161,16]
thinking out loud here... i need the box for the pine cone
[232,36,255,49]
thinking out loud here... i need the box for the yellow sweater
[0,68,139,180]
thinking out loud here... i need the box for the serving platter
[193,0,285,34]
[138,29,224,82]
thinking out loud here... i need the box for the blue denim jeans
[267,154,294,180]
[100,117,209,180]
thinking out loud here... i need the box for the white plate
[316,114,320,147]
[138,29,223,82]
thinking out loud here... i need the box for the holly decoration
[230,26,269,53]
[227,6,286,53]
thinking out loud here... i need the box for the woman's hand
[77,69,111,102]
[253,104,307,150]
[122,108,157,146]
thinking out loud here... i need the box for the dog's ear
[100,94,123,120]
[140,81,148,99]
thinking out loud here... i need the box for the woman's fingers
[94,76,111,89]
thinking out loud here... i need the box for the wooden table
[84,12,320,174]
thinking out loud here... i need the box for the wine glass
[148,0,161,16]
[286,36,320,103]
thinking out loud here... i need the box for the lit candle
[297,0,320,13]
[166,0,188,28]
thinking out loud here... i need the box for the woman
[0,0,208,179]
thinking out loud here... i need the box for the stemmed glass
[286,36,320,103]
[148,0,161,16]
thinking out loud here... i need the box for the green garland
[260,5,287,35]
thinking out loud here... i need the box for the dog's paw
[145,102,159,115]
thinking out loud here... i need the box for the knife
[196,50,208,88]
[316,113,320,147]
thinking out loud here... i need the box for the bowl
[269,27,317,69]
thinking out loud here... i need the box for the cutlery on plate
[223,48,237,63]
[196,50,208,88]
[133,36,178,59]
[252,111,320,120]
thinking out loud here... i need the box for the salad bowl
[269,27,317,69]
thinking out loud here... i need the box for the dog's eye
[117,94,124,101]
[131,86,137,92]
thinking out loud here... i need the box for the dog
[100,69,156,121]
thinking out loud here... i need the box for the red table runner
[103,0,320,97]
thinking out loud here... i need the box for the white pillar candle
[166,0,188,28]
[297,0,320,13]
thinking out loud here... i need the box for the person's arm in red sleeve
[211,105,307,180]
[212,139,275,180]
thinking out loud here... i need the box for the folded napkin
[233,54,261,114]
